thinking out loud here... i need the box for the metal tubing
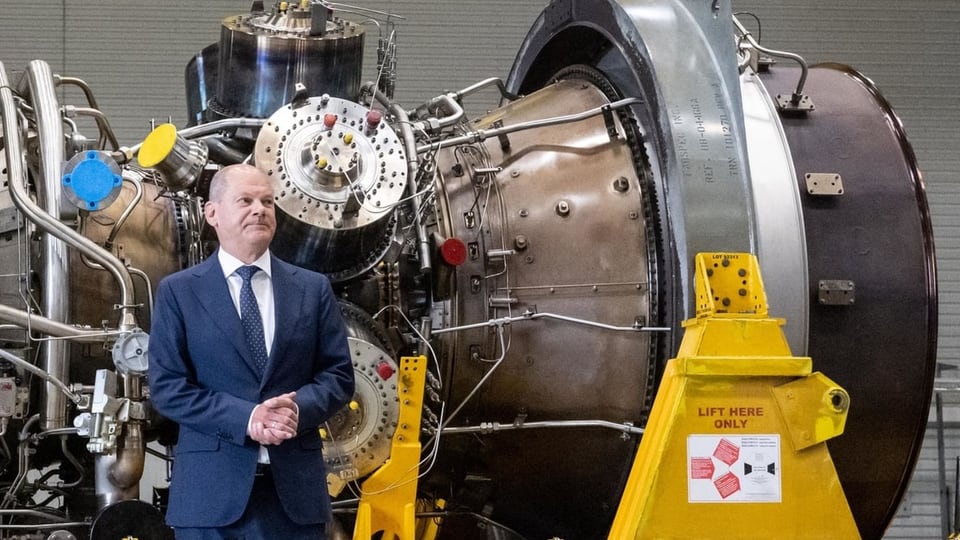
[442,326,508,428]
[454,77,519,102]
[408,93,464,132]
[128,117,265,156]
[418,317,432,358]
[0,508,76,520]
[318,1,405,21]
[63,105,119,150]
[0,349,83,405]
[55,75,101,110]
[105,171,144,249]
[95,448,140,508]
[24,61,71,430]
[416,97,644,154]
[59,435,85,488]
[0,522,88,530]
[108,421,145,490]
[442,419,644,436]
[178,117,265,139]
[54,73,117,151]
[0,304,109,342]
[3,415,38,509]
[430,310,670,335]
[201,135,250,164]
[733,15,808,102]
[34,427,78,438]
[366,83,432,273]
[128,267,154,316]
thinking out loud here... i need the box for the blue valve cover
[62,150,123,211]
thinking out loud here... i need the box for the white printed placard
[687,434,781,503]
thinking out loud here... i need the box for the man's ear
[203,201,217,227]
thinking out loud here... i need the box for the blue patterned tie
[236,265,268,377]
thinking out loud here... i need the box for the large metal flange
[255,96,407,226]
[322,337,399,493]
[255,95,407,277]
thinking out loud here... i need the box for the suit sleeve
[148,278,256,445]
[293,275,355,431]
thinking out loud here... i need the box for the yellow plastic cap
[138,123,178,168]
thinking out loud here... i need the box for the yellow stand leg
[417,498,444,540]
[353,356,427,540]
[609,253,861,539]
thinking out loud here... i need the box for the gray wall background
[1,0,957,537]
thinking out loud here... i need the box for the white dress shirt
[218,249,275,355]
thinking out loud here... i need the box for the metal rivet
[613,176,629,192]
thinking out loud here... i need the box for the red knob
[366,109,383,129]
[440,237,468,266]
[376,361,395,380]
[323,113,338,129]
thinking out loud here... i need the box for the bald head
[204,164,277,263]
[208,163,271,204]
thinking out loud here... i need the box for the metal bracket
[488,296,519,308]
[0,207,23,236]
[600,104,622,141]
[492,120,510,151]
[471,166,501,186]
[771,372,850,451]
[805,173,844,196]
[818,280,855,305]
[309,2,330,37]
[776,93,815,114]
[291,82,310,109]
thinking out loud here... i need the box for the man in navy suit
[149,163,354,539]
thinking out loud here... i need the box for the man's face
[204,168,276,260]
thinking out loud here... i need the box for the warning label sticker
[687,434,781,503]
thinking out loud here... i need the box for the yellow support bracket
[694,251,768,318]
[353,356,428,540]
[609,253,860,539]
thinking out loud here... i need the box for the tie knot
[236,265,260,283]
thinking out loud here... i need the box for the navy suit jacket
[148,252,354,527]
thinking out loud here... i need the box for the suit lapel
[189,256,262,379]
[261,256,305,387]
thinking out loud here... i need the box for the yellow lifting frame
[353,355,434,540]
[608,253,860,539]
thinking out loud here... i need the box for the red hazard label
[688,434,781,503]
[714,472,741,499]
[690,457,715,479]
[713,438,740,466]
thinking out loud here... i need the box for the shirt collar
[217,248,273,279]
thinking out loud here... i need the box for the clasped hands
[248,391,299,445]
